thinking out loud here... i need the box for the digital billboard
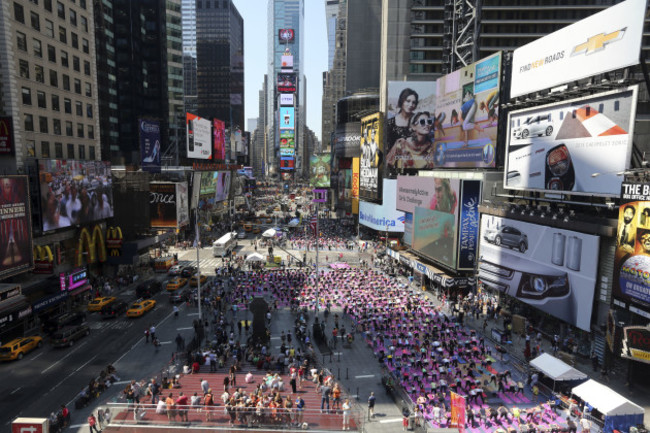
[281,54,293,71]
[334,122,361,158]
[385,81,436,176]
[396,175,458,215]
[279,107,295,130]
[510,0,645,98]
[139,119,161,173]
[0,176,33,278]
[359,113,383,201]
[280,158,295,170]
[0,117,14,155]
[309,154,332,188]
[504,86,637,196]
[433,52,501,169]
[199,171,216,196]
[278,28,295,43]
[359,179,405,233]
[280,148,295,157]
[478,215,600,331]
[280,94,294,106]
[212,119,226,161]
[612,182,650,314]
[280,130,295,147]
[39,160,114,231]
[277,73,297,93]
[149,182,177,228]
[215,172,231,202]
[175,182,189,228]
[186,113,212,159]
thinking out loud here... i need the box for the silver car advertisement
[504,86,637,196]
[478,215,600,331]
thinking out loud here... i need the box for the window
[77,123,84,138]
[37,91,46,109]
[44,0,52,12]
[47,44,56,62]
[84,82,91,97]
[49,69,57,86]
[80,16,88,32]
[88,125,94,140]
[73,55,80,72]
[64,98,71,114]
[29,0,39,5]
[65,121,73,136]
[14,3,25,23]
[41,141,50,158]
[51,94,59,111]
[39,116,48,133]
[26,140,35,156]
[37,65,45,83]
[30,11,40,31]
[17,32,27,51]
[24,114,34,131]
[57,2,65,19]
[22,87,32,105]
[89,145,95,160]
[75,101,82,116]
[45,19,54,37]
[82,38,89,54]
[62,74,70,90]
[58,26,66,43]
[60,50,68,67]
[53,119,61,135]
[19,60,29,79]
[33,38,42,57]
[86,103,93,118]
[55,142,63,158]
[67,143,74,158]
[74,78,81,94]
[83,60,90,75]
[80,0,86,9]
[71,33,78,49]
[70,9,77,26]
[78,144,85,159]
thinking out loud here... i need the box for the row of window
[18,58,93,97]
[17,0,88,29]
[28,139,95,160]
[16,33,92,76]
[23,112,94,139]
[21,87,93,118]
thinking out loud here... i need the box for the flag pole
[315,204,319,315]
[195,216,201,322]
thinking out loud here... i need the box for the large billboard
[279,107,295,130]
[504,86,637,196]
[212,119,226,161]
[457,180,482,270]
[478,215,600,331]
[359,179,405,232]
[39,160,114,231]
[309,154,331,188]
[613,182,650,314]
[149,182,177,228]
[277,73,297,93]
[411,178,461,269]
[280,94,294,106]
[359,113,383,201]
[385,81,436,176]
[139,119,161,173]
[510,0,645,98]
[0,117,14,155]
[278,28,295,43]
[0,176,34,278]
[199,171,216,196]
[215,172,231,202]
[186,113,211,159]
[280,158,295,170]
[334,122,361,158]
[433,52,501,169]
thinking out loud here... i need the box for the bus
[213,232,238,257]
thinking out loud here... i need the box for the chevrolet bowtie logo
[572,28,626,56]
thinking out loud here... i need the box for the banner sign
[510,0,645,98]
[613,182,650,313]
[186,113,211,159]
[139,119,161,173]
[359,112,383,201]
[149,182,177,228]
[457,180,481,270]
[479,215,600,330]
[359,179,405,233]
[621,325,650,364]
[175,182,189,227]
[215,172,231,202]
[504,86,637,196]
[309,154,331,188]
[212,118,226,161]
[0,176,34,278]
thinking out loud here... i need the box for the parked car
[483,225,528,253]
[180,266,196,278]
[168,265,183,276]
[43,311,87,335]
[0,336,43,361]
[100,300,129,319]
[87,296,116,312]
[135,279,162,298]
[126,299,156,317]
[51,324,90,348]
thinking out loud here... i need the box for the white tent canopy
[288,218,300,227]
[572,380,644,416]
[246,252,265,262]
[262,229,276,238]
[529,353,588,381]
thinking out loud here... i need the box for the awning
[530,353,588,381]
[246,252,265,262]
[69,284,92,296]
[572,380,644,416]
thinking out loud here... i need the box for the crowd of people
[287,219,356,251]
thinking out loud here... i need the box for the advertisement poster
[0,117,14,155]
[212,119,225,161]
[351,157,360,214]
[281,54,293,71]
[139,119,161,173]
[199,171,216,196]
[175,182,189,228]
[359,179,405,232]
[277,73,296,93]
[457,180,481,270]
[504,86,637,196]
[478,215,600,330]
[309,154,332,188]
[396,175,460,215]
[510,0,645,98]
[215,172,231,202]
[612,182,650,313]
[412,206,458,269]
[621,326,650,364]
[280,94,294,106]
[385,81,436,176]
[359,113,383,201]
[280,130,295,148]
[149,182,177,228]
[186,113,212,159]
[433,52,501,168]
[280,158,295,170]
[0,176,33,278]
[334,122,362,158]
[279,107,295,130]
[39,160,114,231]
[278,28,295,43]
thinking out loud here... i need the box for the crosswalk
[88,319,133,331]
[177,258,222,271]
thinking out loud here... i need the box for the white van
[213,232,238,257]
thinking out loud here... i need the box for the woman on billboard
[386,112,435,170]
[386,88,419,157]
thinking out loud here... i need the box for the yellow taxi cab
[252,227,261,234]
[87,296,117,312]
[243,223,252,232]
[126,299,156,318]
[0,336,43,361]
[166,277,188,292]
[189,273,207,287]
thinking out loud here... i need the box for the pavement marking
[333,352,342,355]
[69,424,84,429]
[177,327,194,331]
[113,380,132,386]
[187,313,200,316]
[42,342,86,374]
[10,387,21,395]
[379,418,403,424]
[159,341,172,345]
[270,336,280,340]
[31,352,44,361]
[354,374,375,379]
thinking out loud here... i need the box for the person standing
[176,392,188,422]
[567,417,578,433]
[165,393,176,422]
[295,395,305,426]
[201,378,209,395]
[320,383,331,413]
[580,417,591,433]
[150,325,156,342]
[342,398,351,430]
[87,414,100,433]
[368,392,376,418]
